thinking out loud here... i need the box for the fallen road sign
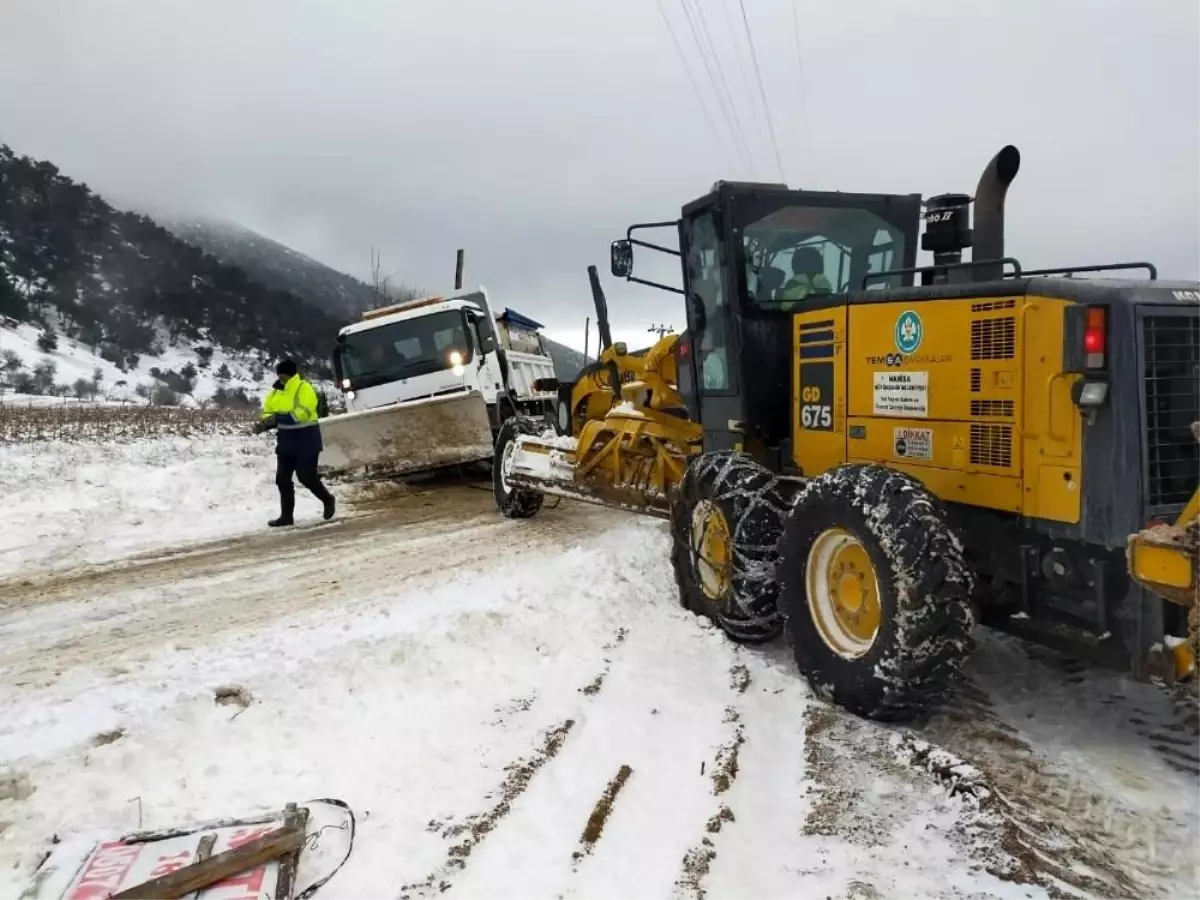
[19,798,354,900]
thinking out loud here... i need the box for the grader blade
[1128,423,1200,610]
[501,409,699,518]
[319,389,495,478]
[1128,513,1199,610]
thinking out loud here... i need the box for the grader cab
[494,145,1200,721]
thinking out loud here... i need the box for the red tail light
[1083,306,1106,368]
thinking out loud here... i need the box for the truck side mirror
[475,321,496,354]
[611,240,634,279]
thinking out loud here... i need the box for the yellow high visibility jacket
[260,376,323,456]
[779,272,833,303]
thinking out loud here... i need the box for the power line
[791,0,816,181]
[736,0,787,184]
[655,0,737,172]
[688,0,757,174]
[677,0,752,175]
[720,0,762,144]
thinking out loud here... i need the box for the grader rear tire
[493,417,545,519]
[670,451,790,643]
[777,464,976,722]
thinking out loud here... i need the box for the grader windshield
[738,204,913,307]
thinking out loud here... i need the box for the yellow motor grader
[494,145,1200,721]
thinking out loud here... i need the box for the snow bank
[0,434,283,576]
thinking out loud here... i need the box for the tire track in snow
[398,718,578,900]
[572,763,635,864]
[0,479,488,603]
[917,634,1200,899]
[414,611,751,899]
[672,652,801,900]
[921,684,1196,898]
[674,704,745,900]
[396,629,632,900]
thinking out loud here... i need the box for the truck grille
[1143,310,1200,511]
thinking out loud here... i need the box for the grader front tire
[669,451,791,643]
[777,464,976,722]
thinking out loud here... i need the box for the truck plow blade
[319,389,495,478]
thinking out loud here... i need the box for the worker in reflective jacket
[254,359,336,527]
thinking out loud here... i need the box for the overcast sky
[2,0,1197,351]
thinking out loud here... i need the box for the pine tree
[36,328,58,353]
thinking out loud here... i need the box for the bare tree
[367,247,424,310]
[369,247,390,307]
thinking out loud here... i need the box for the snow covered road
[1,444,1197,898]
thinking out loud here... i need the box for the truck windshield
[738,205,909,307]
[338,310,473,386]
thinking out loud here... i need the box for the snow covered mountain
[0,143,350,406]
[162,216,594,380]
[161,217,377,320]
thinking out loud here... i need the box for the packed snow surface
[0,436,1196,899]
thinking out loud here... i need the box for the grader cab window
[740,206,907,308]
[684,211,732,392]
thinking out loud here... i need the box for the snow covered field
[0,436,1197,899]
[0,434,280,577]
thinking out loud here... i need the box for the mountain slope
[164,216,594,379]
[0,144,346,384]
[162,216,377,319]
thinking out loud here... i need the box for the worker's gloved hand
[251,418,273,435]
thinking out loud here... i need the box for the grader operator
[493,145,1200,722]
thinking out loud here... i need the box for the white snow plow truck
[319,287,557,478]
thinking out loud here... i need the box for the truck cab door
[679,206,746,453]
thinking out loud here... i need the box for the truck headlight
[346,389,356,400]
[341,378,352,389]
[449,350,465,376]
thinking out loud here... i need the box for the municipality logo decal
[895,310,923,355]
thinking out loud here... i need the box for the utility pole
[454,249,465,290]
[648,323,674,339]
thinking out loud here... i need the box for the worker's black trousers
[276,452,334,519]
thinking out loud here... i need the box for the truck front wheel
[493,417,544,519]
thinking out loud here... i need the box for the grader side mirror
[611,240,634,279]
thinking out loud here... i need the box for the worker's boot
[270,490,295,527]
[322,495,336,521]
